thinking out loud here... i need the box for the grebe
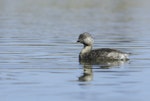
[77,32,129,61]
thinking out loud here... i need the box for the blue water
[0,0,150,101]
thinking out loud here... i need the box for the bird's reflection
[78,59,129,82]
[78,64,93,82]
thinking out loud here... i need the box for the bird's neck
[80,45,92,55]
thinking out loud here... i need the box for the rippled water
[0,0,150,101]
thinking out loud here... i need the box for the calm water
[0,0,150,101]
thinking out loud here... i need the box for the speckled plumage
[77,32,129,61]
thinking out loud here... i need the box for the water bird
[77,32,129,61]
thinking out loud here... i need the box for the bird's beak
[76,40,80,43]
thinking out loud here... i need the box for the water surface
[0,0,150,101]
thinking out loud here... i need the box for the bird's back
[80,48,129,61]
